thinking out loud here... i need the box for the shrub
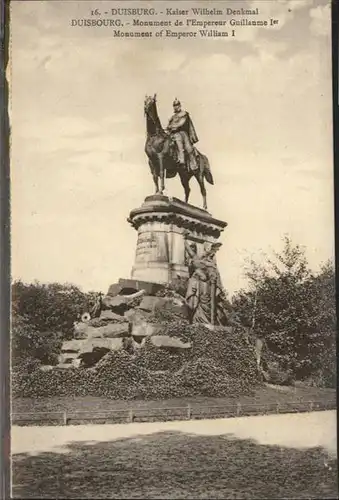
[135,337,189,372]
[155,278,187,298]
[12,324,261,400]
[12,281,97,339]
[175,357,252,398]
[156,323,259,386]
[232,241,336,387]
[12,314,62,366]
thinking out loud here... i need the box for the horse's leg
[195,155,208,209]
[158,154,165,194]
[179,169,190,203]
[196,170,207,210]
[149,159,159,194]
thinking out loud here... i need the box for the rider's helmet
[173,98,181,110]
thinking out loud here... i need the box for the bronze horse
[144,94,214,210]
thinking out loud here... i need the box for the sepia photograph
[9,0,337,498]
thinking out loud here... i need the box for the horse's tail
[201,153,214,185]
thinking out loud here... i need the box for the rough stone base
[108,278,165,297]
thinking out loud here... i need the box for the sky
[10,0,334,296]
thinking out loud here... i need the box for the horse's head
[144,93,157,117]
[144,93,163,135]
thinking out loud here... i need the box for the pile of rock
[57,280,192,369]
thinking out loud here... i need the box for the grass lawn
[12,384,336,414]
[12,419,338,499]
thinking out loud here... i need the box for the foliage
[175,357,250,398]
[11,314,62,367]
[304,260,337,387]
[155,277,188,298]
[12,325,260,400]
[11,280,100,371]
[12,280,98,339]
[12,235,336,398]
[232,237,336,386]
[136,337,189,372]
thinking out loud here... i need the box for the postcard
[9,1,337,498]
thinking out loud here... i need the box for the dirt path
[12,410,337,457]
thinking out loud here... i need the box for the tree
[11,313,62,367]
[305,260,337,386]
[12,280,98,339]
[232,237,336,385]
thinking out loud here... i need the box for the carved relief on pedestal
[135,230,169,264]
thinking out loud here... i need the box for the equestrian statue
[144,94,214,210]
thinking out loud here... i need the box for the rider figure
[166,98,199,172]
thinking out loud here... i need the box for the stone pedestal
[128,195,227,284]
